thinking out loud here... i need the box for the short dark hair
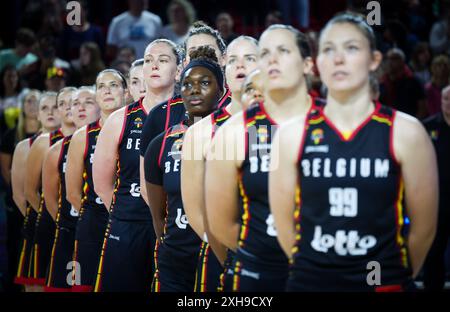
[263,24,311,59]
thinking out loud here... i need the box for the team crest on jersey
[257,127,269,143]
[134,117,143,129]
[173,138,183,151]
[311,128,324,145]
[430,130,439,141]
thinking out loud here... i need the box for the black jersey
[211,105,232,138]
[423,113,450,209]
[22,133,41,235]
[237,102,288,269]
[140,89,232,157]
[80,120,107,218]
[36,129,64,227]
[55,135,79,229]
[139,95,185,157]
[146,121,201,261]
[111,99,150,221]
[290,103,412,291]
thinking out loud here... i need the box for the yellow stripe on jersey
[237,174,250,248]
[46,228,60,287]
[16,239,27,277]
[291,184,302,263]
[170,99,183,106]
[372,115,392,126]
[308,116,324,125]
[395,179,409,268]
[342,130,352,140]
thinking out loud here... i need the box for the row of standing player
[11,22,264,291]
[12,14,438,292]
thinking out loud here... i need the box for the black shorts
[94,217,155,292]
[229,248,288,292]
[44,226,75,291]
[28,209,55,286]
[194,242,222,292]
[152,239,198,292]
[14,207,37,285]
[72,208,108,292]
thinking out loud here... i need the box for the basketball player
[66,70,128,292]
[12,90,60,291]
[42,87,100,291]
[139,22,232,208]
[205,25,315,291]
[146,46,223,292]
[92,39,179,292]
[129,59,146,102]
[269,13,438,291]
[181,36,260,292]
[24,90,74,290]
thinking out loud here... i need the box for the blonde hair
[16,89,41,141]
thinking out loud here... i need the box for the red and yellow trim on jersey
[291,184,303,264]
[237,173,251,248]
[231,260,242,292]
[169,98,184,107]
[16,239,28,278]
[372,114,393,126]
[80,169,89,212]
[394,178,409,268]
[46,227,60,287]
[127,104,144,116]
[151,239,161,292]
[93,223,110,292]
[194,242,209,292]
[308,115,325,125]
[93,160,120,292]
[245,110,268,128]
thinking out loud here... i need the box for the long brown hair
[80,42,105,85]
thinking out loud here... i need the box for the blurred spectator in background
[0,65,21,139]
[215,12,238,45]
[115,46,137,65]
[45,66,67,92]
[0,88,41,293]
[38,0,64,37]
[429,4,450,56]
[0,28,37,74]
[409,42,432,87]
[380,20,418,61]
[21,36,70,91]
[380,48,427,118]
[106,0,162,60]
[264,10,283,28]
[0,65,21,111]
[61,0,105,62]
[70,42,105,86]
[422,85,450,291]
[277,0,309,29]
[425,55,450,115]
[162,0,196,45]
[110,59,132,78]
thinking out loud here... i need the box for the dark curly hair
[188,45,219,64]
[183,21,227,59]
